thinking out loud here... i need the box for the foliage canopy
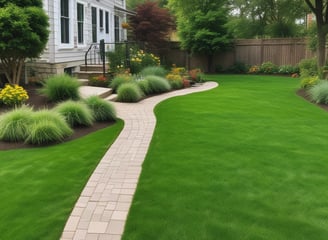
[0,1,49,84]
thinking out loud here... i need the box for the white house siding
[26,0,127,79]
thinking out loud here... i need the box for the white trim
[59,0,74,49]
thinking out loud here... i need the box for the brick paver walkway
[60,82,218,240]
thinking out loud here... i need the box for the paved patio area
[60,82,218,240]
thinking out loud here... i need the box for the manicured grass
[0,120,123,240]
[122,75,328,240]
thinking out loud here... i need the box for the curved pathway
[60,81,218,240]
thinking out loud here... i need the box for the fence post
[100,39,106,76]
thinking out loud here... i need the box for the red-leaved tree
[129,1,175,50]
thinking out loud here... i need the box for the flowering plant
[189,68,204,82]
[248,65,260,74]
[130,49,161,74]
[89,75,110,87]
[0,84,29,106]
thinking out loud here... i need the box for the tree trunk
[1,58,25,85]
[317,27,326,68]
[207,55,213,73]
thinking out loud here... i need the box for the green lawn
[122,75,328,240]
[0,120,123,240]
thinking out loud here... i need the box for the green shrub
[278,65,300,75]
[299,57,318,77]
[0,105,33,142]
[130,48,161,74]
[308,80,328,104]
[107,44,126,73]
[137,79,152,95]
[26,120,69,145]
[117,83,144,102]
[168,79,183,90]
[259,61,279,74]
[140,66,167,77]
[55,100,94,127]
[39,74,81,102]
[110,74,133,93]
[25,109,73,145]
[84,96,116,122]
[144,75,171,94]
[226,61,249,74]
[300,76,319,89]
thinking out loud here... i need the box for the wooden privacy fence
[162,38,316,71]
[233,38,313,66]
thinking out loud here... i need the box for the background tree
[129,1,174,50]
[169,0,233,72]
[227,0,307,38]
[304,0,328,68]
[127,0,168,10]
[0,0,49,85]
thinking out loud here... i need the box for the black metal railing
[84,40,134,76]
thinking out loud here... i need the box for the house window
[91,7,97,43]
[105,11,109,34]
[77,3,84,44]
[99,9,104,30]
[61,0,70,43]
[114,15,120,42]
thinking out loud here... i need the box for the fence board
[163,38,317,71]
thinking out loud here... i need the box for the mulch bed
[0,85,114,151]
[296,88,328,112]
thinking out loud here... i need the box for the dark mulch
[297,88,328,112]
[0,85,114,151]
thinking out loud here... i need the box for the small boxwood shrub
[84,96,117,121]
[39,74,81,102]
[0,105,33,142]
[117,83,144,102]
[55,100,94,127]
[110,74,133,93]
[144,75,171,94]
[140,66,167,77]
[308,80,328,104]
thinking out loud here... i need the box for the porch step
[78,78,89,86]
[79,86,113,99]
[104,94,117,102]
[80,64,108,72]
[75,71,104,80]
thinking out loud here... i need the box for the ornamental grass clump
[144,75,171,94]
[140,66,167,77]
[0,105,33,142]
[55,100,94,127]
[26,109,73,145]
[84,96,117,122]
[110,74,133,93]
[308,80,328,104]
[117,83,144,102]
[39,74,81,102]
[0,84,29,107]
[137,79,152,95]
